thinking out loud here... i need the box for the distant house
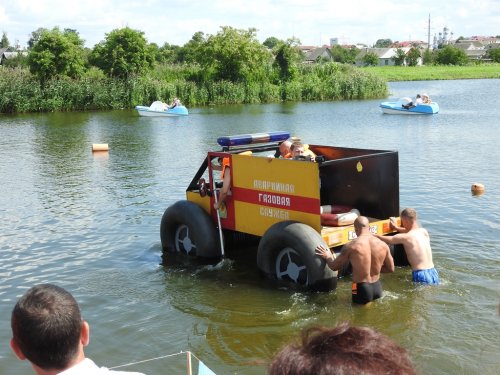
[298,45,317,54]
[466,36,500,46]
[0,48,7,64]
[454,41,487,60]
[302,46,333,63]
[0,48,28,65]
[355,47,422,67]
[390,40,429,49]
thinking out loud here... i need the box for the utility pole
[427,13,431,50]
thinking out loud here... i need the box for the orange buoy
[471,183,485,196]
[92,143,109,152]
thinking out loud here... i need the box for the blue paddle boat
[136,101,189,117]
[380,97,439,115]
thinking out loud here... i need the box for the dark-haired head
[268,323,417,375]
[11,284,83,370]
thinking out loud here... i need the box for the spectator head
[268,323,416,375]
[10,284,88,371]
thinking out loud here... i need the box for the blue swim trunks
[412,268,440,285]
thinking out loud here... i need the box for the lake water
[1,79,499,375]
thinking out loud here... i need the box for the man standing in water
[316,216,395,304]
[375,207,440,285]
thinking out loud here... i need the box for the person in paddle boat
[10,284,145,375]
[402,94,422,109]
[168,97,181,109]
[421,93,432,104]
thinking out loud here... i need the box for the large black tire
[160,200,221,259]
[257,221,337,292]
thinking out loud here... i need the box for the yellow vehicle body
[186,151,398,250]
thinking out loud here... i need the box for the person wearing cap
[422,93,432,104]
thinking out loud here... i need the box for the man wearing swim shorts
[412,268,440,284]
[375,207,440,285]
[316,216,395,305]
[351,280,383,305]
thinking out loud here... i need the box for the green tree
[487,48,500,63]
[89,27,153,78]
[263,36,281,49]
[394,48,406,66]
[27,27,86,82]
[273,38,302,82]
[422,49,433,65]
[198,26,271,82]
[27,28,48,50]
[406,47,421,66]
[362,52,379,66]
[1,32,9,48]
[330,45,359,64]
[156,42,181,64]
[374,38,392,48]
[435,45,468,65]
[176,31,206,63]
[345,46,359,64]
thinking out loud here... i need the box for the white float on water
[92,143,109,152]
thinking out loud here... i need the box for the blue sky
[1,0,499,49]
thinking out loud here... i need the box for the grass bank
[0,63,388,113]
[364,64,500,81]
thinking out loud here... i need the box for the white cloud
[1,0,498,48]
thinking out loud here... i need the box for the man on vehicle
[316,216,395,304]
[375,207,439,285]
[279,139,293,158]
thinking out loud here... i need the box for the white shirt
[58,358,146,375]
[414,97,423,105]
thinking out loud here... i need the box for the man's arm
[380,243,395,273]
[315,244,349,271]
[374,232,406,246]
[390,217,408,233]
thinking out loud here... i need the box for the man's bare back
[316,216,394,304]
[344,234,393,283]
[391,227,434,270]
[375,208,439,285]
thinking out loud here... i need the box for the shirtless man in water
[316,216,394,304]
[375,207,439,285]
